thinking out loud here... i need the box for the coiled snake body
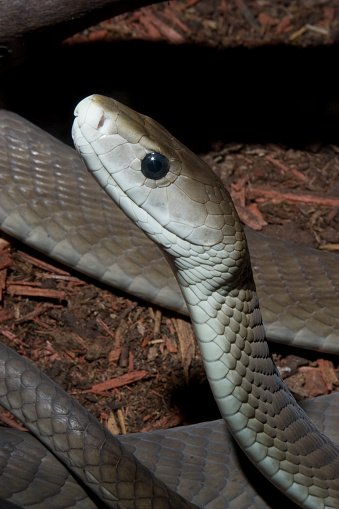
[0,96,338,509]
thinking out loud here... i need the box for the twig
[248,186,339,207]
[16,251,70,275]
[15,302,54,324]
[6,284,65,300]
[265,155,307,182]
[81,370,151,394]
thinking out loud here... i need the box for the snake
[0,95,338,509]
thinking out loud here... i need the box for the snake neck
[71,94,339,508]
[167,249,339,509]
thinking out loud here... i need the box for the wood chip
[153,309,162,335]
[140,410,184,432]
[300,366,329,398]
[0,269,6,301]
[319,243,339,252]
[82,370,151,394]
[16,251,70,275]
[0,412,27,431]
[117,408,127,434]
[0,246,12,270]
[317,359,338,391]
[172,317,195,382]
[106,411,120,435]
[15,302,54,324]
[247,186,339,207]
[6,285,65,300]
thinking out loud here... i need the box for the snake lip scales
[72,94,339,509]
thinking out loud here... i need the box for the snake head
[72,95,248,287]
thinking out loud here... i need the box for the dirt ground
[66,0,339,49]
[0,0,339,436]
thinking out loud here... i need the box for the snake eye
[141,152,169,180]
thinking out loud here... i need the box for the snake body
[0,99,338,509]
[72,94,339,508]
[1,110,338,353]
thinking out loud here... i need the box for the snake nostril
[98,114,106,129]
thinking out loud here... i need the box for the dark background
[2,41,339,152]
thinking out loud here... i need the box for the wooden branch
[0,0,163,66]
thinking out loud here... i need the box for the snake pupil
[141,152,169,180]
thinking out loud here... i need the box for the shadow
[172,375,221,423]
[1,41,339,151]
